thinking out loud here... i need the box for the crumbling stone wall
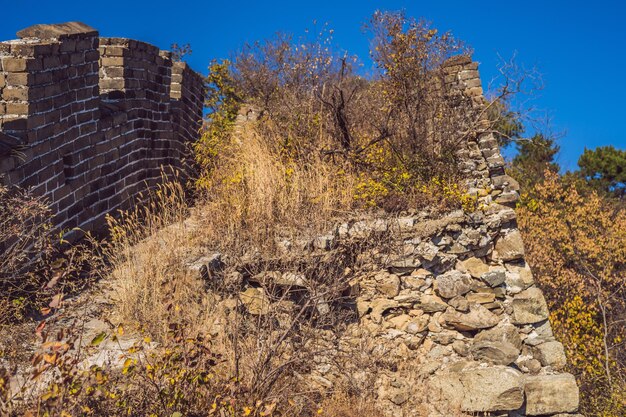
[443,55,521,207]
[192,56,582,416]
[337,58,579,416]
[0,22,204,233]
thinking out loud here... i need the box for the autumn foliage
[516,171,626,416]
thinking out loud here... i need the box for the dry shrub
[194,122,358,256]
[0,184,53,321]
[195,11,482,219]
[0,183,100,325]
[15,169,390,416]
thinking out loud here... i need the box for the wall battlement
[0,22,204,233]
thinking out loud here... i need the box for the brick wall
[0,22,204,234]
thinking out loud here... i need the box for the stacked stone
[338,208,579,416]
[0,22,205,235]
[443,56,521,207]
[214,207,580,416]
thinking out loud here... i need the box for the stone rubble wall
[203,55,581,416]
[443,55,521,207]
[321,57,579,416]
[199,206,582,416]
[332,210,580,416]
[0,22,204,233]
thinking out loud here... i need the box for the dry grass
[85,122,396,415]
[101,178,212,339]
[100,122,361,337]
[195,122,359,255]
[318,392,384,417]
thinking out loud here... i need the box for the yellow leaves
[422,177,477,213]
[517,172,626,415]
[353,177,389,207]
[90,332,107,346]
[122,358,135,375]
[43,353,58,365]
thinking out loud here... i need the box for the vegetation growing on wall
[193,11,483,218]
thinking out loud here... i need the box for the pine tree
[508,133,560,190]
[577,146,626,197]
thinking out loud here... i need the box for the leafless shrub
[0,185,53,322]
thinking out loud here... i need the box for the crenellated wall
[0,22,204,233]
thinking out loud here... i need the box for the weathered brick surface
[0,22,205,235]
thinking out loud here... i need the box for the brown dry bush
[0,184,53,321]
[191,14,490,275]
[0,184,100,326]
[516,172,626,416]
[5,172,395,416]
[229,11,476,170]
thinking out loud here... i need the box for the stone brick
[101,56,124,66]
[5,102,30,115]
[2,87,29,101]
[1,57,29,72]
[0,23,201,234]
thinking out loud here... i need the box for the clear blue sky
[2,0,625,170]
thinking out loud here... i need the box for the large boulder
[532,341,567,370]
[459,257,490,278]
[442,304,500,331]
[475,323,523,350]
[504,264,535,293]
[417,294,449,313]
[524,374,580,415]
[375,272,401,297]
[471,340,520,365]
[430,365,524,412]
[524,319,556,346]
[482,269,506,287]
[512,287,549,324]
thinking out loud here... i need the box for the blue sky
[2,1,625,170]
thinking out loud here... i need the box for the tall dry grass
[101,122,361,339]
[101,177,214,339]
[194,122,359,255]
